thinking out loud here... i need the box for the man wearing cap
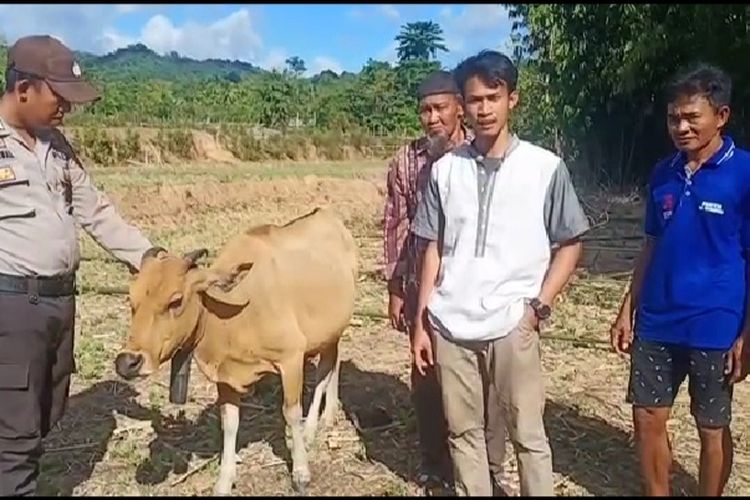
[383,71,511,493]
[0,35,162,496]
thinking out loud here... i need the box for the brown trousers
[0,292,76,496]
[434,318,554,496]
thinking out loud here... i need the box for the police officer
[0,35,163,496]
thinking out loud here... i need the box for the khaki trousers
[406,281,509,486]
[434,318,553,496]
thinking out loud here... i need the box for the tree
[395,59,441,104]
[257,72,296,131]
[285,56,306,77]
[506,4,750,187]
[395,21,448,63]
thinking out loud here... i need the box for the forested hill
[74,44,361,83]
[2,6,750,188]
[74,44,264,82]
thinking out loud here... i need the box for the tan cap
[7,35,101,104]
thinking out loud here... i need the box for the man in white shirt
[410,50,589,496]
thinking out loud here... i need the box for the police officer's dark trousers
[0,275,76,496]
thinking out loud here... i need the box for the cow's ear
[187,263,254,307]
[203,263,254,307]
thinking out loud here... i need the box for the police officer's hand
[412,322,434,376]
[610,309,633,358]
[726,332,750,384]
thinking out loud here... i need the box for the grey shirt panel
[411,167,442,242]
[475,160,499,257]
[472,135,521,257]
[543,160,590,244]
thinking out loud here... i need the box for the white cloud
[99,29,136,53]
[138,9,263,61]
[377,40,399,65]
[0,5,271,66]
[309,56,343,75]
[0,4,120,54]
[0,5,512,76]
[115,4,141,14]
[440,5,513,62]
[377,4,400,21]
[451,4,510,32]
[442,31,465,54]
[261,48,288,72]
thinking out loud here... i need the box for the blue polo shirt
[637,136,750,350]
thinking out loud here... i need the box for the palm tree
[395,21,448,63]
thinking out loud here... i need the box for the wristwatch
[529,298,552,321]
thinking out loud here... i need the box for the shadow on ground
[38,372,700,496]
[38,359,420,495]
[545,400,698,496]
[38,380,153,496]
[338,359,419,482]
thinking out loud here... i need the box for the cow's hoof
[213,482,233,496]
[292,468,311,495]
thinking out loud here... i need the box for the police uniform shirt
[0,117,153,276]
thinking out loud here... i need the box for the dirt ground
[36,159,750,496]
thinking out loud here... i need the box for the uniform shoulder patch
[0,166,16,182]
[51,149,69,162]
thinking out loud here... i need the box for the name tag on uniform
[51,150,68,162]
[0,166,16,182]
[0,149,14,160]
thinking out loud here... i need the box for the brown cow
[114,207,358,494]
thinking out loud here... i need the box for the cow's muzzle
[115,352,144,380]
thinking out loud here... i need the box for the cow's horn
[183,248,208,268]
[141,246,167,266]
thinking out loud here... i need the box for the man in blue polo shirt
[610,63,750,496]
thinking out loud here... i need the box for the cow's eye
[168,295,183,311]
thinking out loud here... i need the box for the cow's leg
[214,383,241,496]
[321,340,341,429]
[304,343,338,445]
[280,355,311,493]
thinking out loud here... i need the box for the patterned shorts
[626,336,734,427]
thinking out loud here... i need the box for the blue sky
[0,4,515,75]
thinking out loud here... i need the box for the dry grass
[36,159,750,496]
